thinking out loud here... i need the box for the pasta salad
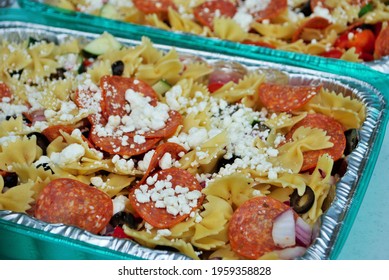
[0,32,366,259]
[42,0,389,62]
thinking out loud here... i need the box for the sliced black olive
[1,172,19,189]
[111,60,125,76]
[332,158,348,177]
[251,120,270,131]
[9,69,23,79]
[78,61,87,74]
[5,115,17,121]
[110,211,138,229]
[217,155,240,171]
[27,132,50,155]
[154,245,180,253]
[344,129,358,156]
[290,186,315,214]
[35,162,54,174]
[5,115,30,123]
[49,68,66,80]
[298,0,312,17]
[27,37,49,47]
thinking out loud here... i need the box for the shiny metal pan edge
[0,21,387,260]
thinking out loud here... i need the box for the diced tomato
[353,46,375,61]
[349,29,375,53]
[319,49,344,59]
[334,29,375,54]
[208,82,225,93]
[112,226,130,239]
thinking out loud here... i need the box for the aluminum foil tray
[0,20,388,260]
[17,0,389,74]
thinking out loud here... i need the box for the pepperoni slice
[42,124,94,148]
[73,88,100,125]
[292,16,331,42]
[34,178,113,234]
[193,0,237,29]
[42,125,77,142]
[133,0,175,14]
[228,196,291,259]
[253,0,287,22]
[129,167,204,228]
[258,83,322,112]
[140,110,182,139]
[138,142,187,185]
[100,75,158,120]
[0,82,12,102]
[285,113,346,172]
[374,23,389,59]
[89,127,162,157]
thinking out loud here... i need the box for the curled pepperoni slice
[42,124,94,148]
[258,83,322,112]
[0,82,12,102]
[34,178,113,234]
[193,0,237,29]
[129,167,204,228]
[292,16,331,42]
[374,23,389,60]
[89,127,162,157]
[285,113,346,172]
[229,196,291,259]
[253,0,287,22]
[139,142,187,185]
[133,0,175,14]
[42,124,78,142]
[100,75,158,120]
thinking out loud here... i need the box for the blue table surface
[3,2,389,261]
[338,124,389,260]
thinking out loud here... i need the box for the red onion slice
[295,217,313,247]
[272,209,296,248]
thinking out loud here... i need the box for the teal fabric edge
[0,217,143,260]
[3,6,389,260]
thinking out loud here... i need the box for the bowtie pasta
[42,0,389,61]
[0,32,365,259]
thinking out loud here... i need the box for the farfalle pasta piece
[89,173,135,198]
[202,174,256,209]
[145,14,171,30]
[302,154,334,224]
[276,126,333,173]
[168,8,206,35]
[21,42,59,83]
[0,177,35,212]
[302,89,366,129]
[191,195,233,250]
[136,49,182,85]
[213,17,248,42]
[178,131,227,173]
[251,21,296,40]
[122,225,200,260]
[0,136,43,171]
[212,72,264,103]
